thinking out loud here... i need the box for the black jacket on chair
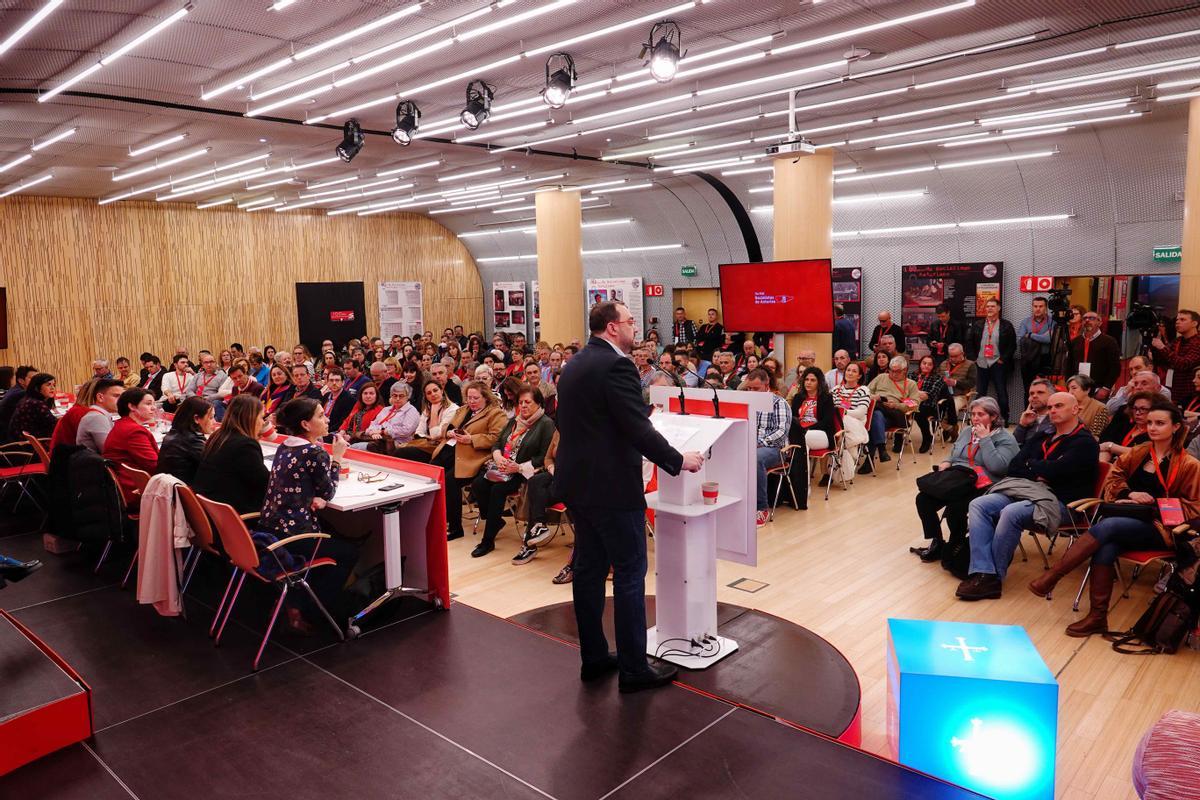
[555,336,683,510]
[48,445,125,544]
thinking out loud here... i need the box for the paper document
[651,417,696,450]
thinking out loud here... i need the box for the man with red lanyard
[956,392,1098,600]
[319,368,356,433]
[926,304,964,366]
[1017,296,1055,401]
[185,352,228,406]
[967,298,1016,425]
[1151,309,1200,406]
[825,350,851,391]
[1067,310,1120,393]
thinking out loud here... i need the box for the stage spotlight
[541,53,577,109]
[392,100,421,145]
[460,79,496,130]
[336,118,364,162]
[644,21,682,83]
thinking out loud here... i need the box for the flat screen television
[718,259,834,333]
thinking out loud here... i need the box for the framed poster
[832,267,862,352]
[585,276,644,331]
[378,281,424,339]
[901,262,1003,359]
[492,281,527,334]
[531,280,541,340]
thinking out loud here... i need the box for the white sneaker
[525,522,554,547]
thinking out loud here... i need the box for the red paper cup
[701,481,719,505]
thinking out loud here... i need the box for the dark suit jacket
[442,379,463,406]
[555,337,684,510]
[139,368,166,399]
[832,317,859,360]
[192,433,270,515]
[869,322,903,352]
[322,389,357,433]
[926,319,966,362]
[966,318,1017,364]
[1067,333,1121,389]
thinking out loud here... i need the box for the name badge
[1165,369,1175,388]
[984,344,995,358]
[1158,498,1184,528]
[1078,362,1091,377]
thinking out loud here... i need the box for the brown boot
[1028,534,1102,597]
[1065,564,1115,637]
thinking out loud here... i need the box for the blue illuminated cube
[886,618,1058,800]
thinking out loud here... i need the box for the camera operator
[1067,311,1120,393]
[1017,296,1055,399]
[1152,309,1200,406]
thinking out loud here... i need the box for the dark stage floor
[0,517,985,800]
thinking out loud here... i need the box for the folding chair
[175,484,221,599]
[95,465,147,575]
[1026,461,1113,575]
[116,464,152,588]
[0,436,47,512]
[198,494,345,671]
[767,444,803,520]
[808,422,850,502]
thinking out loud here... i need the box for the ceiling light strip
[30,126,77,151]
[0,0,65,58]
[112,146,212,181]
[0,172,53,199]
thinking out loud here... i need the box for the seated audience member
[1030,395,1199,636]
[339,383,384,444]
[866,349,892,383]
[401,362,426,413]
[1066,373,1110,438]
[741,368,792,526]
[368,361,394,399]
[9,372,58,442]
[0,365,37,442]
[869,311,902,353]
[789,366,836,451]
[497,376,523,419]
[316,351,338,383]
[263,364,293,415]
[1150,309,1200,406]
[76,378,125,454]
[782,350,817,395]
[287,363,322,403]
[826,350,851,391]
[469,387,555,558]
[523,361,558,414]
[258,398,356,633]
[913,355,950,454]
[138,354,165,397]
[193,395,270,513]
[1013,379,1054,445]
[912,397,1019,565]
[157,396,216,483]
[1104,369,1166,420]
[92,359,113,380]
[160,353,193,412]
[115,357,139,388]
[343,359,369,395]
[249,352,270,386]
[939,343,977,422]
[511,430,563,565]
[1185,367,1200,430]
[868,355,920,455]
[1099,391,1155,463]
[429,362,463,406]
[1067,310,1121,392]
[394,380,459,461]
[876,335,900,359]
[186,352,228,404]
[50,378,100,453]
[356,383,420,453]
[1103,356,1168,413]
[956,392,1099,601]
[224,362,266,404]
[103,388,160,493]
[320,368,356,433]
[831,362,874,476]
[434,381,507,541]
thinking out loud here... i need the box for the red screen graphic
[718,259,834,332]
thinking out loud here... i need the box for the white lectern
[643,386,774,669]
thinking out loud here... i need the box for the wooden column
[1181,97,1200,312]
[535,189,584,344]
[773,150,834,370]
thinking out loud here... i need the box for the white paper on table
[651,416,696,450]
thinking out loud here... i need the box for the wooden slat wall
[0,196,483,383]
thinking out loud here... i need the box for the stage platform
[0,523,984,799]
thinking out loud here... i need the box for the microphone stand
[679,364,722,419]
[650,363,688,415]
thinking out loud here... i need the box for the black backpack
[1106,534,1200,655]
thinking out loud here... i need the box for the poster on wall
[831,267,862,352]
[378,281,424,339]
[900,262,1003,359]
[531,280,540,340]
[492,281,527,334]
[585,276,644,331]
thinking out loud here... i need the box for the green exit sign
[1154,246,1181,262]
[681,264,698,277]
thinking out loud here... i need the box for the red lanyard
[938,322,948,339]
[324,391,338,414]
[968,438,980,467]
[376,406,400,426]
[985,319,997,342]
[1151,450,1182,496]
[890,377,910,397]
[1042,424,1084,458]
[196,372,216,394]
[1083,335,1093,362]
[1031,317,1045,335]
[1188,395,1200,413]
[1121,426,1146,447]
[833,371,844,387]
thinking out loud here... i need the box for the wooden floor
[446,444,1200,800]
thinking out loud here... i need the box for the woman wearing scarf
[468,386,555,559]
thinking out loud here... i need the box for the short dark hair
[172,397,212,435]
[117,387,151,417]
[675,306,685,313]
[743,368,772,385]
[1181,309,1200,324]
[290,363,309,375]
[834,304,844,316]
[935,303,950,314]
[93,378,124,394]
[15,365,37,382]
[139,352,154,362]
[589,301,624,333]
[276,397,320,436]
[115,356,130,366]
[173,353,190,366]
[325,367,344,379]
[230,342,244,351]
[227,363,246,377]
[518,385,545,407]
[1033,296,1047,305]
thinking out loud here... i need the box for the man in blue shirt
[1016,296,1055,401]
[832,304,859,360]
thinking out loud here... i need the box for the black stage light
[336,118,364,162]
[391,100,421,145]
[644,20,682,83]
[460,79,496,130]
[541,52,577,109]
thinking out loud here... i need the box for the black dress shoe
[581,653,619,682]
[919,540,944,562]
[447,530,464,542]
[470,541,494,558]
[877,448,891,463]
[857,460,874,476]
[0,558,41,583]
[618,661,679,694]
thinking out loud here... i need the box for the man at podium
[556,301,705,694]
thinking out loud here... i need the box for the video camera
[1046,287,1072,323]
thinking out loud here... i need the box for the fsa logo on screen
[752,291,795,305]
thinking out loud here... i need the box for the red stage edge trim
[666,398,751,419]
[0,610,94,777]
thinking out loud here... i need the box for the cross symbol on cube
[941,636,988,662]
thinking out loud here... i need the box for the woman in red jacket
[103,388,160,495]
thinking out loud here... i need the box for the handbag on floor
[1107,587,1198,655]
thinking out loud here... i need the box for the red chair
[0,435,48,512]
[198,495,344,671]
[1027,461,1113,576]
[115,464,152,588]
[174,483,221,599]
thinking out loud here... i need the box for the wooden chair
[198,494,344,671]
